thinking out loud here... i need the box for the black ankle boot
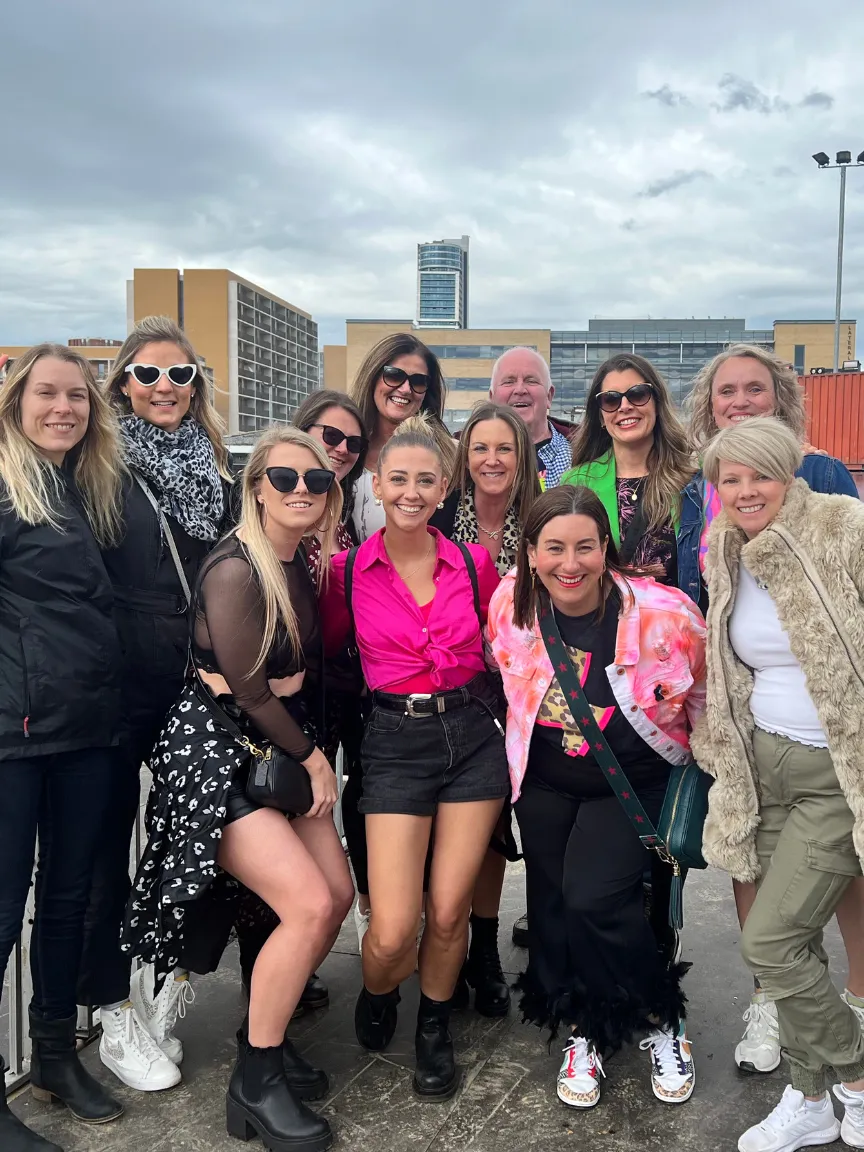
[464,915,510,1017]
[1,1057,63,1152]
[28,1012,123,1124]
[450,967,470,1011]
[298,974,329,1012]
[354,986,400,1051]
[226,1037,332,1152]
[237,1023,329,1101]
[413,994,457,1100]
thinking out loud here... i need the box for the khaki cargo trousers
[741,728,864,1095]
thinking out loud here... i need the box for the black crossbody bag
[134,472,315,817]
[539,604,710,928]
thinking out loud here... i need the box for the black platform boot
[464,915,510,1017]
[298,974,329,1012]
[237,1019,329,1101]
[450,967,470,1011]
[354,986,400,1052]
[413,994,457,1100]
[28,1012,123,1124]
[226,1036,332,1152]
[1,1056,63,1151]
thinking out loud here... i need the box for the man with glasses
[489,347,573,490]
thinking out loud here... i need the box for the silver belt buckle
[405,693,433,718]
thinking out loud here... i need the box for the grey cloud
[643,85,691,107]
[713,73,791,114]
[640,170,712,198]
[800,91,834,109]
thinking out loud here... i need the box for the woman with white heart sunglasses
[75,315,237,1096]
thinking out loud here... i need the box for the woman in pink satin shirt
[322,414,509,1102]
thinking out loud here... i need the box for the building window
[794,345,806,373]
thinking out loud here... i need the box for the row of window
[427,345,536,360]
[236,283,317,333]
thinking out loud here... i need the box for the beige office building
[773,320,857,374]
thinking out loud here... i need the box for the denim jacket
[677,453,859,607]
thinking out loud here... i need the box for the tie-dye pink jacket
[486,572,707,802]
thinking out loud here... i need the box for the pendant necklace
[478,522,504,540]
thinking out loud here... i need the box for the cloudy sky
[2,0,863,349]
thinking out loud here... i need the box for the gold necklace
[477,521,504,540]
[394,537,434,582]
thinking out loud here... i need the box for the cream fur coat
[690,479,864,881]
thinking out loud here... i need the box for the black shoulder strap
[455,541,482,627]
[618,496,650,566]
[345,546,359,633]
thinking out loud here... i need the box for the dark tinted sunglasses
[596,382,655,413]
[127,363,197,388]
[381,365,429,394]
[309,423,367,455]
[265,467,336,495]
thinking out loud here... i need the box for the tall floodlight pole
[812,151,864,372]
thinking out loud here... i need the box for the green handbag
[540,607,711,929]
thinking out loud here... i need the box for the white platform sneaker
[130,964,195,1066]
[738,1086,840,1152]
[99,1003,181,1092]
[736,992,781,1074]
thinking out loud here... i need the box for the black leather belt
[373,684,472,719]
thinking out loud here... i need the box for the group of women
[1,324,863,1152]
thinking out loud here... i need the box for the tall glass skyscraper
[416,236,469,329]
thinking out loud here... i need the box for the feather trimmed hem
[514,960,691,1056]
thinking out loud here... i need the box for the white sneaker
[843,990,864,1039]
[738,1086,839,1152]
[130,964,195,1065]
[99,1003,181,1092]
[834,1083,864,1149]
[640,1025,695,1103]
[736,992,781,1074]
[354,902,371,951]
[556,1035,604,1108]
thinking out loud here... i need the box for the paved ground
[8,862,852,1152]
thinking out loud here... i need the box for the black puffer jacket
[0,477,121,761]
[101,470,239,750]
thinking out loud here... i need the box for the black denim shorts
[359,673,510,817]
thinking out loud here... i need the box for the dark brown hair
[454,401,540,520]
[513,485,639,629]
[569,353,694,532]
[349,332,446,441]
[291,388,369,521]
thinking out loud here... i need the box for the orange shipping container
[801,372,864,472]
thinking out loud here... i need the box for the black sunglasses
[596,382,656,413]
[309,423,367,455]
[381,365,429,394]
[265,467,336,495]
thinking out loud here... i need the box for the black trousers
[515,774,685,1054]
[0,748,114,1021]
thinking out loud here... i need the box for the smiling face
[597,368,657,451]
[122,340,196,432]
[490,349,552,444]
[19,356,91,466]
[467,418,518,500]
[306,404,363,481]
[373,445,447,534]
[373,352,427,428]
[711,357,777,430]
[256,442,330,538]
[715,460,791,539]
[527,513,607,616]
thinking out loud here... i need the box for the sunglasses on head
[264,467,336,495]
[127,363,197,388]
[381,365,429,394]
[309,423,367,455]
[596,382,655,413]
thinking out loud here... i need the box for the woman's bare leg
[363,814,431,993]
[291,815,355,970]
[838,878,864,998]
[420,800,504,1000]
[218,810,345,1047]
[470,810,509,918]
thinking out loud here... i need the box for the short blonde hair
[686,344,807,451]
[702,416,803,487]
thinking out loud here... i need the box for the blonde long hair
[239,426,343,674]
[0,344,124,546]
[686,344,807,452]
[105,315,234,481]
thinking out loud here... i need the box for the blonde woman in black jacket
[0,345,125,1150]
